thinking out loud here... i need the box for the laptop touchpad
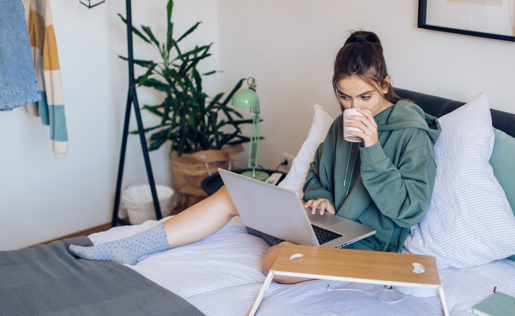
[306,208,345,226]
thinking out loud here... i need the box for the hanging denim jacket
[0,0,41,111]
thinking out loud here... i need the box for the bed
[2,88,515,316]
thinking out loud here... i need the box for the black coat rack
[110,0,163,226]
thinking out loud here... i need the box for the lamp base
[241,170,269,181]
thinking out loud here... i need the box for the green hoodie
[303,100,442,253]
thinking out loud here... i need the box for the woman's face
[336,75,392,116]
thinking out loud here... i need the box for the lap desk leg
[250,244,449,316]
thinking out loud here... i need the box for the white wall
[217,0,515,171]
[0,0,219,250]
[2,0,514,250]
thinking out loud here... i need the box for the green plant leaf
[181,55,211,77]
[216,120,242,138]
[149,128,170,141]
[220,78,245,106]
[162,67,181,82]
[202,70,217,76]
[219,118,254,127]
[206,92,224,110]
[192,68,202,92]
[208,113,218,147]
[118,56,155,68]
[176,130,188,156]
[215,107,244,126]
[142,103,165,110]
[141,25,160,49]
[118,14,151,44]
[141,105,164,117]
[128,124,165,135]
[172,40,182,57]
[215,134,235,149]
[140,78,169,92]
[166,0,174,52]
[136,62,157,86]
[209,105,241,113]
[161,96,176,125]
[161,43,167,61]
[177,60,188,77]
[166,25,175,53]
[182,73,195,90]
[177,21,201,43]
[227,137,253,146]
[149,139,166,151]
[188,116,199,136]
[174,45,211,62]
[166,0,174,20]
[174,46,211,77]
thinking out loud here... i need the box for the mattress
[88,217,515,316]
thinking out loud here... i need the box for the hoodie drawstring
[343,143,359,197]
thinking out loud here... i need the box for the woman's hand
[345,108,379,147]
[303,198,335,215]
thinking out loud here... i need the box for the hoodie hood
[376,100,441,144]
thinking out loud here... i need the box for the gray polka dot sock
[69,223,169,265]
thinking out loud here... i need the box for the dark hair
[332,30,404,111]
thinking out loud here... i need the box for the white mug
[343,108,370,142]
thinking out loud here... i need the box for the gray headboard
[395,88,515,138]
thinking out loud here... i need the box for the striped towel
[26,0,68,158]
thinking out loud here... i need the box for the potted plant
[119,0,255,211]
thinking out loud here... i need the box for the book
[473,292,515,316]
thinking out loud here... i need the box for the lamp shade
[231,88,259,108]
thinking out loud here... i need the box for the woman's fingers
[304,199,334,215]
[304,199,320,214]
[325,202,336,214]
[318,199,336,215]
[357,108,377,127]
[311,200,321,214]
[346,109,379,147]
[348,114,375,131]
[319,201,327,215]
[303,200,318,214]
[319,200,336,215]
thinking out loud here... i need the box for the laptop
[218,169,376,248]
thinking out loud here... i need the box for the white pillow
[278,104,334,197]
[403,93,515,269]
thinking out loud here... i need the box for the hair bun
[346,31,382,47]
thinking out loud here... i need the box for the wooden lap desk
[250,244,449,316]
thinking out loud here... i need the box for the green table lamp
[232,78,269,181]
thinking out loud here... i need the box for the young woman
[70,30,441,283]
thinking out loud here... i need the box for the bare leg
[261,241,313,284]
[69,186,238,264]
[163,185,239,248]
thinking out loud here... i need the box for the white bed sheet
[88,217,515,316]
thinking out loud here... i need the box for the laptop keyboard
[311,225,343,244]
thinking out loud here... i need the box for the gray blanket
[0,237,205,316]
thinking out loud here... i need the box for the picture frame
[418,0,515,42]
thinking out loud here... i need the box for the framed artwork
[418,0,515,42]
